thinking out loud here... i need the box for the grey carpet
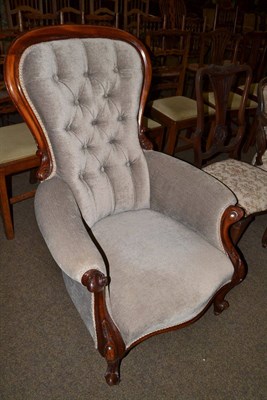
[0,171,266,400]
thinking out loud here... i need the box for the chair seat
[151,96,215,122]
[0,123,37,164]
[204,91,258,111]
[203,159,267,215]
[91,208,234,348]
[142,116,162,129]
[238,83,258,98]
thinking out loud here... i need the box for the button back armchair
[5,25,247,385]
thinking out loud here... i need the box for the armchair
[5,25,247,385]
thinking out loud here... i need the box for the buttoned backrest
[18,36,150,226]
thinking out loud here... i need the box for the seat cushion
[238,83,258,98]
[151,96,215,122]
[204,91,258,110]
[0,122,37,164]
[142,116,162,129]
[92,209,234,348]
[204,159,267,215]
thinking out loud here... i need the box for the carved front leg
[82,269,126,385]
[214,206,247,315]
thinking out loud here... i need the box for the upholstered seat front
[65,208,234,348]
[5,26,248,385]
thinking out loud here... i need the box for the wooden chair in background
[147,29,216,156]
[123,0,158,35]
[59,6,85,25]
[136,11,165,40]
[84,0,119,28]
[0,32,19,125]
[145,29,191,101]
[159,0,186,29]
[4,1,58,31]
[190,64,267,245]
[0,123,40,239]
[213,3,241,33]
[235,31,267,152]
[254,77,267,169]
[254,77,267,247]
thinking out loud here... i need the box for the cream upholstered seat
[0,122,39,239]
[150,95,215,156]
[5,25,248,385]
[204,91,258,112]
[0,123,37,163]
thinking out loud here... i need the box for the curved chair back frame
[5,25,152,182]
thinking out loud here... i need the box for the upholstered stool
[204,158,267,243]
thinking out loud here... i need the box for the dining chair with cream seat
[190,64,267,245]
[5,25,249,385]
[185,28,241,99]
[0,122,39,239]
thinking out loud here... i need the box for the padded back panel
[19,38,150,226]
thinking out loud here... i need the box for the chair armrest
[34,177,107,282]
[145,150,237,251]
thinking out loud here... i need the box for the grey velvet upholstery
[17,32,239,353]
[91,208,234,347]
[34,152,237,348]
[20,38,150,227]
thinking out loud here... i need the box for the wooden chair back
[198,28,240,67]
[145,29,191,98]
[59,6,85,25]
[239,31,267,83]
[85,0,119,28]
[123,0,150,34]
[136,12,166,39]
[193,64,252,168]
[213,3,240,33]
[159,0,186,29]
[255,77,267,167]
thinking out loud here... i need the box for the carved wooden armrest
[82,269,126,386]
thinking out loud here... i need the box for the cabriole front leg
[82,269,126,385]
[214,205,247,315]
